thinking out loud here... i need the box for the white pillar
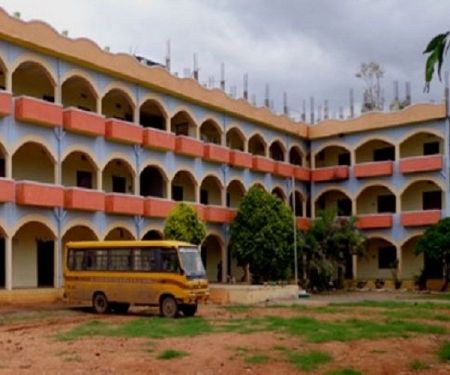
[5,236,12,290]
[221,243,228,283]
[396,246,402,279]
[54,238,62,288]
[352,254,358,280]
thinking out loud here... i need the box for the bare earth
[0,292,449,374]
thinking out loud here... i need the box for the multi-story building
[0,9,447,301]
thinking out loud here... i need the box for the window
[108,249,132,271]
[337,199,351,216]
[200,189,208,205]
[423,142,440,155]
[373,147,395,161]
[378,246,397,269]
[160,249,181,273]
[338,153,350,166]
[377,195,396,213]
[112,176,126,193]
[134,248,159,271]
[77,171,93,189]
[172,185,183,201]
[423,191,441,210]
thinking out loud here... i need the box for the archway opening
[401,236,425,281]
[200,176,222,205]
[12,142,55,183]
[401,180,442,211]
[62,151,98,189]
[102,159,134,194]
[316,190,352,216]
[358,238,397,281]
[139,99,166,130]
[140,166,167,198]
[62,75,97,112]
[170,111,196,137]
[0,59,6,90]
[201,234,223,282]
[142,230,163,240]
[272,187,286,202]
[12,61,55,101]
[269,141,285,161]
[289,146,303,166]
[101,89,134,122]
[400,132,443,158]
[105,227,134,241]
[315,145,350,168]
[226,180,245,208]
[63,225,98,245]
[200,120,221,144]
[289,191,304,216]
[171,171,196,202]
[356,185,396,214]
[226,128,245,151]
[13,221,55,288]
[248,134,266,156]
[355,139,395,163]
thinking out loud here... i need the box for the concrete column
[395,145,400,163]
[302,198,307,218]
[134,105,140,125]
[5,236,12,290]
[98,98,103,116]
[134,174,140,196]
[54,237,62,288]
[5,154,12,179]
[396,246,402,279]
[97,169,103,191]
[5,71,12,92]
[221,243,228,283]
[54,84,62,105]
[55,164,61,185]
[352,254,358,280]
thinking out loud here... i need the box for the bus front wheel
[160,296,179,318]
[93,292,109,314]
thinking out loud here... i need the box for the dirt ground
[0,292,449,374]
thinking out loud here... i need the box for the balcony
[294,166,310,181]
[296,217,310,231]
[401,210,441,227]
[252,156,275,173]
[311,166,349,182]
[175,136,204,158]
[204,144,230,164]
[204,206,236,223]
[64,188,105,212]
[142,128,176,151]
[16,181,64,208]
[15,96,63,128]
[0,91,12,117]
[105,194,144,216]
[144,197,176,218]
[354,161,393,179]
[274,162,294,178]
[229,150,253,169]
[399,155,443,174]
[357,214,393,229]
[0,178,15,203]
[194,204,206,220]
[105,119,143,145]
[63,108,105,137]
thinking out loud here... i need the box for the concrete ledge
[209,284,299,305]
[0,288,63,304]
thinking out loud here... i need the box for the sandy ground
[0,292,449,374]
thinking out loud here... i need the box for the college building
[0,9,447,301]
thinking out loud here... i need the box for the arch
[226,179,246,208]
[139,97,168,130]
[104,226,135,241]
[400,235,424,279]
[355,138,395,163]
[12,141,56,183]
[200,175,223,205]
[63,224,99,243]
[0,56,7,90]
[248,133,267,156]
[102,158,135,194]
[399,130,444,158]
[289,145,304,166]
[12,220,56,288]
[62,150,99,189]
[226,127,246,151]
[11,60,56,100]
[142,229,164,240]
[315,188,352,216]
[314,144,351,168]
[356,184,396,214]
[12,215,57,238]
[140,164,168,198]
[289,190,304,216]
[172,170,197,202]
[400,178,444,212]
[271,186,287,202]
[250,182,266,191]
[201,233,224,282]
[200,119,222,144]
[170,110,197,138]
[101,87,134,122]
[269,140,286,161]
[61,74,98,112]
[358,237,398,281]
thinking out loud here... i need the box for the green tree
[424,32,450,90]
[300,209,366,291]
[415,217,450,291]
[163,203,206,245]
[230,185,294,283]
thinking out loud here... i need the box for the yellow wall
[102,92,133,121]
[316,146,349,167]
[172,173,196,202]
[12,64,54,99]
[227,184,244,208]
[402,238,424,279]
[357,239,395,280]
[226,130,244,151]
[402,181,441,211]
[202,237,222,282]
[316,190,350,213]
[400,133,442,158]
[356,140,393,163]
[62,80,97,111]
[357,186,394,214]
[103,161,134,193]
[13,143,54,183]
[201,178,222,205]
[62,153,97,188]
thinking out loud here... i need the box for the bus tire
[160,295,179,318]
[93,292,109,314]
[181,304,197,317]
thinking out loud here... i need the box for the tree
[230,185,294,283]
[415,217,450,291]
[424,32,450,91]
[299,209,366,291]
[163,203,206,245]
[356,62,384,112]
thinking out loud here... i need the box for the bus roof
[66,240,196,249]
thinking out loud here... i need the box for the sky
[0,0,448,121]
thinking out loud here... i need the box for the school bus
[63,240,209,317]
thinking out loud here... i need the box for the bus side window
[83,250,95,270]
[160,249,180,273]
[140,248,158,271]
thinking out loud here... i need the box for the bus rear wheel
[93,292,109,314]
[181,304,197,317]
[160,296,179,318]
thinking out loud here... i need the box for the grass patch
[223,305,254,313]
[409,360,430,371]
[245,354,269,364]
[331,300,450,310]
[438,341,450,362]
[384,309,450,322]
[326,369,361,375]
[287,350,332,371]
[157,349,187,360]
[57,317,212,341]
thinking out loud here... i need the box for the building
[0,9,447,301]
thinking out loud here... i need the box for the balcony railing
[399,155,443,174]
[203,144,230,164]
[229,150,253,169]
[354,161,393,178]
[15,96,63,128]
[0,178,15,203]
[105,193,144,215]
[0,91,12,117]
[142,128,176,151]
[63,108,105,137]
[294,166,310,181]
[16,181,64,208]
[64,187,105,212]
[144,197,176,217]
[105,119,143,144]
[357,214,393,229]
[311,165,349,182]
[400,210,441,227]
[204,206,236,223]
[274,161,294,178]
[252,156,275,173]
[175,136,204,158]
[296,217,310,230]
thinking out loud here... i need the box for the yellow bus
[63,240,209,317]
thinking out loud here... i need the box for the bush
[164,203,206,245]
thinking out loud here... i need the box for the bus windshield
[178,247,206,279]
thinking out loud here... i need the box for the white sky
[0,0,448,120]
